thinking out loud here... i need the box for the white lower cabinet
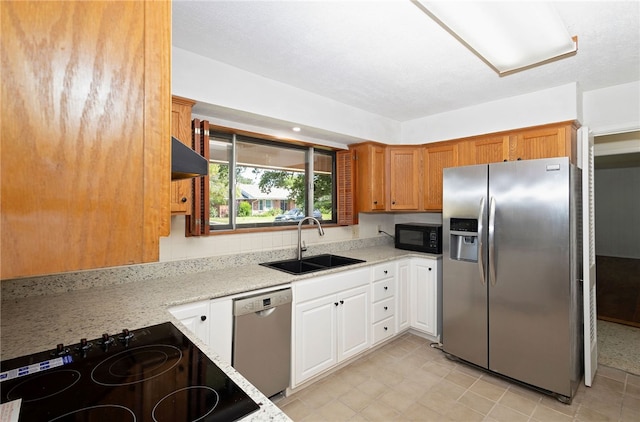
[409,257,442,340]
[169,300,211,346]
[371,262,396,345]
[292,268,370,387]
[396,259,411,333]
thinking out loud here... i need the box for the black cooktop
[0,322,260,421]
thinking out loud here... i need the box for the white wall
[172,48,400,144]
[400,83,579,143]
[594,166,640,259]
[582,81,640,135]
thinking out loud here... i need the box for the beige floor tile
[278,333,634,422]
[468,378,507,401]
[358,400,401,421]
[444,402,484,421]
[457,390,496,415]
[531,403,574,422]
[417,390,458,415]
[338,388,374,412]
[445,370,478,389]
[401,401,446,421]
[356,378,388,399]
[314,399,357,421]
[488,403,530,422]
[498,389,538,416]
[280,397,313,421]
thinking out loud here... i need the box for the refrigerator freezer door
[488,158,574,396]
[442,164,489,368]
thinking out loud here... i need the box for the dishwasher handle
[233,288,292,317]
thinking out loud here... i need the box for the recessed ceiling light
[292,127,301,132]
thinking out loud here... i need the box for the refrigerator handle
[477,197,486,285]
[488,197,497,286]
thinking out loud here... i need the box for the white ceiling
[172,0,639,123]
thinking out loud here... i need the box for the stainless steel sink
[260,254,365,275]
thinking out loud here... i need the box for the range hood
[171,136,208,180]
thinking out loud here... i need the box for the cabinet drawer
[372,263,395,281]
[373,297,395,323]
[373,279,395,302]
[373,317,395,344]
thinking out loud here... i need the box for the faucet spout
[297,217,324,260]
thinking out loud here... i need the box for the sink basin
[260,254,365,275]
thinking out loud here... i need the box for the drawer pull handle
[384,270,388,274]
[340,300,344,305]
[200,315,207,321]
[384,306,388,310]
[384,286,388,290]
[334,302,339,306]
[384,326,388,331]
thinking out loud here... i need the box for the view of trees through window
[208,130,335,230]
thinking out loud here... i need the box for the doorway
[593,130,640,375]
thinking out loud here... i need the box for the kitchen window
[205,128,337,231]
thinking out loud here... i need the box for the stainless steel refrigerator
[442,157,583,402]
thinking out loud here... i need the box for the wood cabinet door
[0,1,170,279]
[512,125,569,161]
[171,97,196,214]
[388,147,421,210]
[458,135,510,166]
[354,143,386,212]
[423,144,458,211]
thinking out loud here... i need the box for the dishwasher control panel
[233,288,292,316]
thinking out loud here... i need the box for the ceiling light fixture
[412,1,578,75]
[292,127,301,132]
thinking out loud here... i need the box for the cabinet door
[171,96,196,214]
[388,147,421,210]
[169,301,211,346]
[354,143,386,211]
[512,125,572,161]
[423,144,458,211]
[396,260,410,332]
[0,1,170,279]
[209,298,233,364]
[410,259,438,337]
[337,285,370,362]
[458,135,510,166]
[294,294,338,384]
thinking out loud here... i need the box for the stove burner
[91,345,182,386]
[6,370,81,403]
[152,386,219,422]
[48,404,136,421]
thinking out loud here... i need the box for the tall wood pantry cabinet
[0,1,171,279]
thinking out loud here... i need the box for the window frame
[206,125,339,232]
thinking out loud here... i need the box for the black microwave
[395,223,442,254]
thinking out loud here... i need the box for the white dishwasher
[232,288,292,398]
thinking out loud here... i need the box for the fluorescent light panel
[414,1,577,74]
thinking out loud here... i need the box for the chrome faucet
[297,217,325,260]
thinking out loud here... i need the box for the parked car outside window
[274,208,322,222]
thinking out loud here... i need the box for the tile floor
[276,333,640,421]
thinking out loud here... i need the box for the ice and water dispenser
[449,218,479,262]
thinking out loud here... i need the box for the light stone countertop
[0,244,438,421]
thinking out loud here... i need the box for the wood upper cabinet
[0,1,170,279]
[512,122,577,162]
[171,96,196,215]
[457,135,510,166]
[423,143,458,211]
[352,143,386,212]
[388,147,422,210]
